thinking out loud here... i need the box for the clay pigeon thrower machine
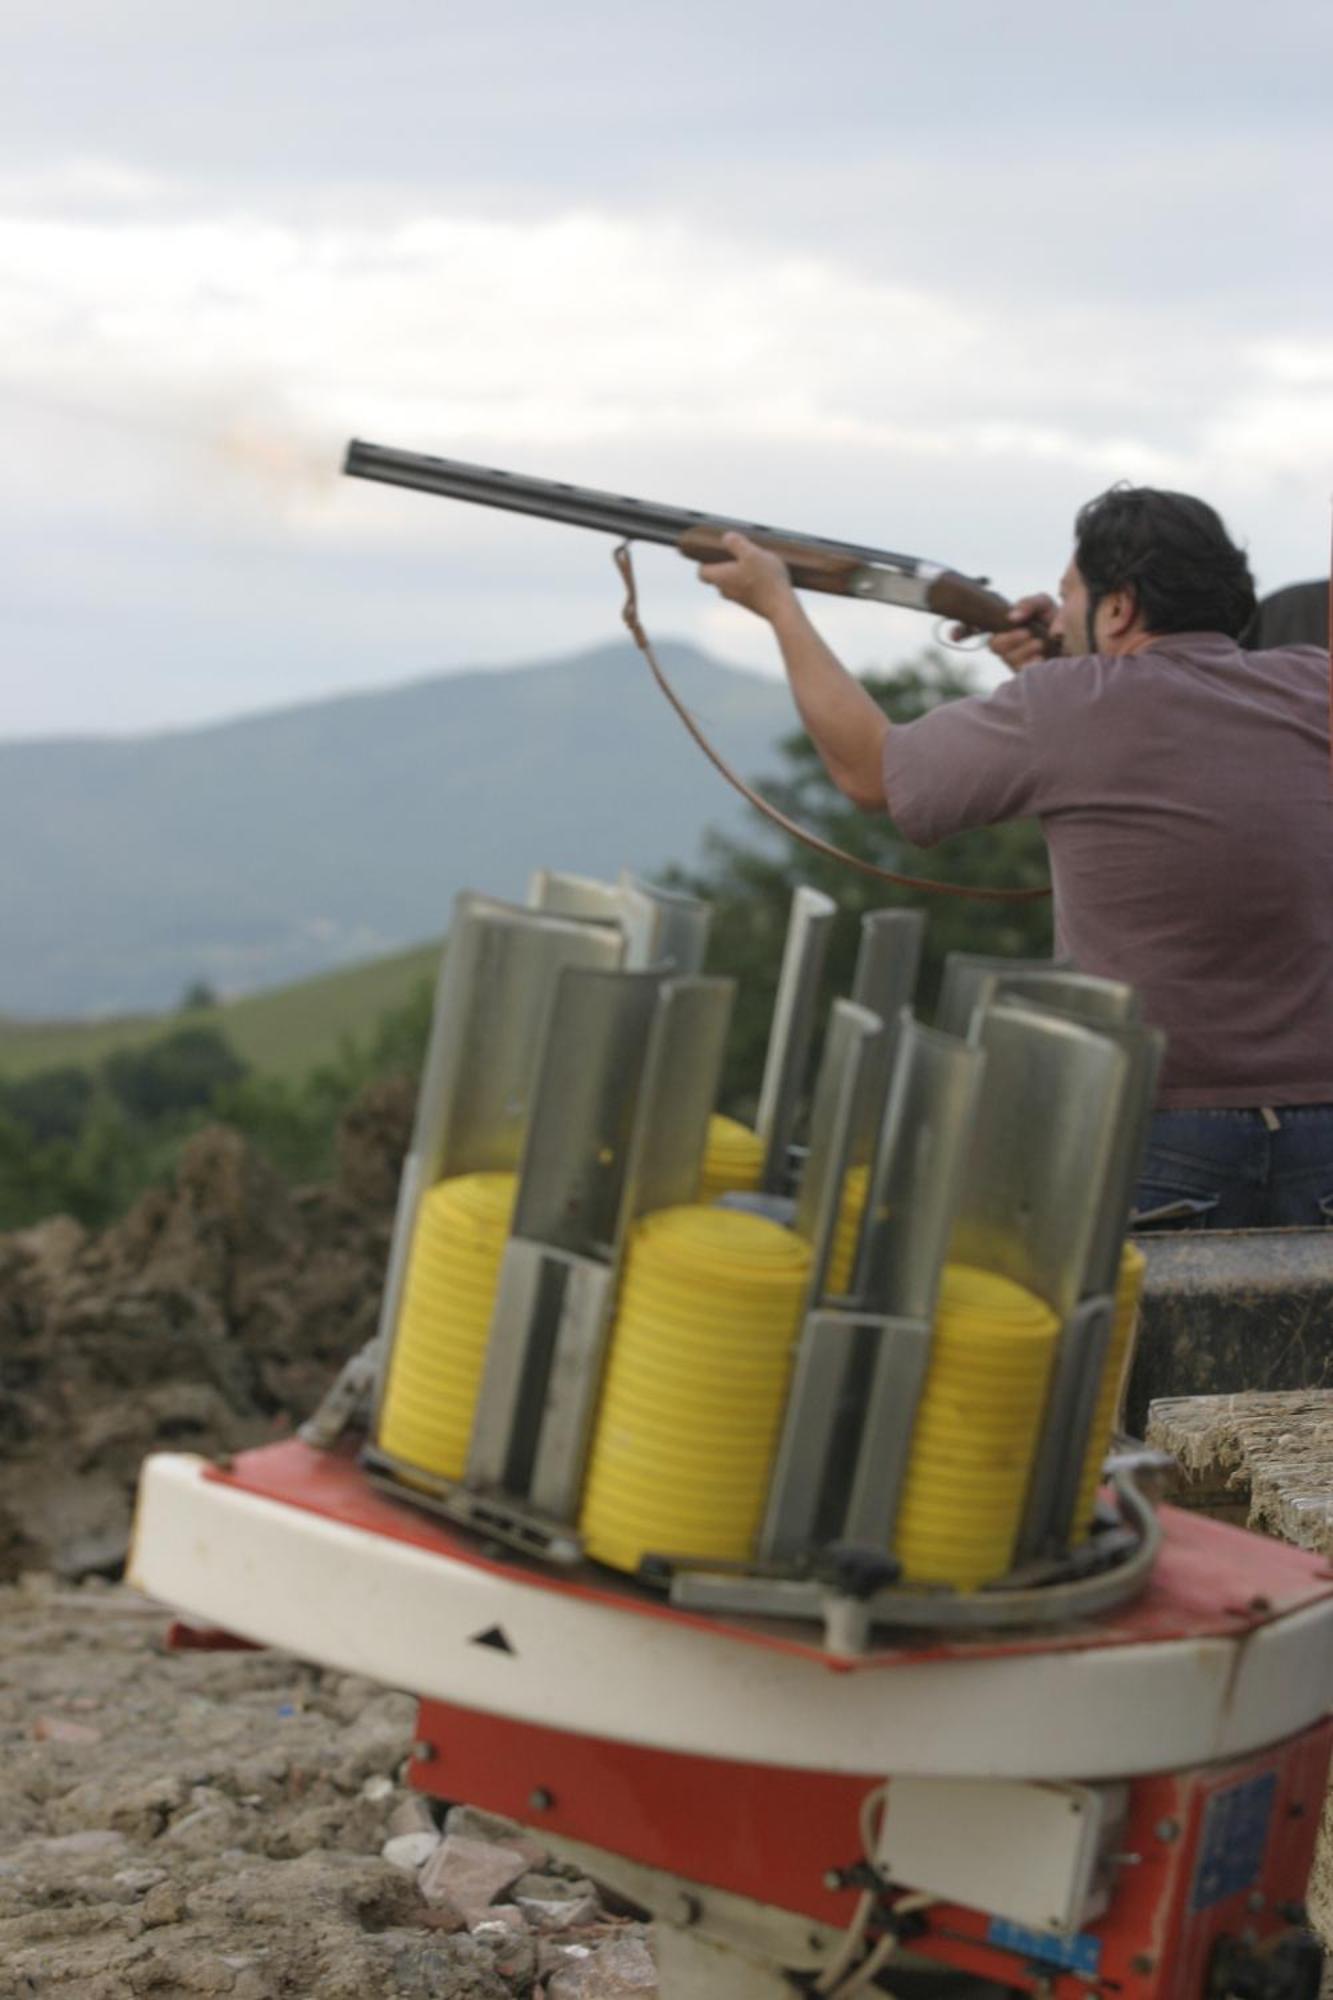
[132,878,1333,2000]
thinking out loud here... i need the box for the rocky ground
[0,1088,656,1996]
[0,1573,656,1999]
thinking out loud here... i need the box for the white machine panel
[131,1454,1333,1783]
[875,1775,1127,1935]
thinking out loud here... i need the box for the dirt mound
[0,1078,417,1582]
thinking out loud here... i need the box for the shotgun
[343,438,1036,639]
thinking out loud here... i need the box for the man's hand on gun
[696,532,798,624]
[954,591,1058,672]
[701,530,1061,673]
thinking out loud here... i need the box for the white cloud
[0,199,1291,508]
[1,172,1330,734]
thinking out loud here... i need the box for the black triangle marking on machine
[470,1625,516,1655]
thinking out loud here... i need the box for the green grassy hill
[0,939,442,1082]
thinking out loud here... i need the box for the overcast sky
[3,0,1331,738]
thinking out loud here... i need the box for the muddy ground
[0,1573,655,1999]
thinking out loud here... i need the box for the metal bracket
[761,1310,931,1564]
[1018,1292,1115,1561]
[371,894,624,1435]
[754,886,836,1192]
[672,1469,1161,1654]
[850,907,924,1048]
[987,983,1163,1299]
[360,1450,582,1565]
[528,868,711,972]
[466,1245,620,1520]
[461,967,734,1536]
[618,869,712,972]
[950,1001,1131,1323]
[763,1014,982,1565]
[934,950,1071,1039]
[857,1014,985,1323]
[297,1338,381,1449]
[793,1000,886,1305]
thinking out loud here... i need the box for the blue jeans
[1134,1106,1333,1230]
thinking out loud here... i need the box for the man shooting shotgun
[699,488,1333,1231]
[344,442,1333,1228]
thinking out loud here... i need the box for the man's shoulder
[1005,652,1115,712]
[1246,641,1329,676]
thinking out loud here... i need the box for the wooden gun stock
[678,524,1055,655]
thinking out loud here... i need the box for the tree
[101,1025,248,1123]
[661,652,1052,1109]
[178,979,219,1012]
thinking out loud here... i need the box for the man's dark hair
[1073,484,1257,641]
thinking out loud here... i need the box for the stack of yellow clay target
[579,1205,812,1573]
[894,1265,1061,1590]
[375,1171,518,1485]
[698,1114,764,1204]
[1070,1241,1148,1538]
[826,1162,871,1295]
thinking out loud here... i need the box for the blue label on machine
[986,1918,1102,1976]
[1191,1770,1277,1911]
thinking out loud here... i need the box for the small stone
[491,1932,540,1986]
[184,1956,237,1994]
[360,1774,394,1803]
[518,1892,601,1931]
[36,1829,127,1857]
[33,1714,102,1745]
[418,1833,528,1920]
[382,1830,441,1873]
[445,1802,548,1866]
[470,1902,528,1937]
[540,1941,594,1981]
[387,1794,437,1839]
[114,1867,168,1896]
[141,1879,188,1928]
[547,1936,658,1998]
[413,1905,468,1933]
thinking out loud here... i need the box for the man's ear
[1101,588,1139,641]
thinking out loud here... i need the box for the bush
[0,1065,95,1145]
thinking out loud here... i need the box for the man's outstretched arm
[697,532,890,811]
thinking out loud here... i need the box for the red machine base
[412,1697,1332,1998]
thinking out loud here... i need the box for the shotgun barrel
[343,437,1022,635]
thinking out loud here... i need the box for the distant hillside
[0,940,442,1081]
[0,641,796,1018]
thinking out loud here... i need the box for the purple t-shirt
[881,634,1333,1107]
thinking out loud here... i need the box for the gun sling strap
[614,542,1051,907]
